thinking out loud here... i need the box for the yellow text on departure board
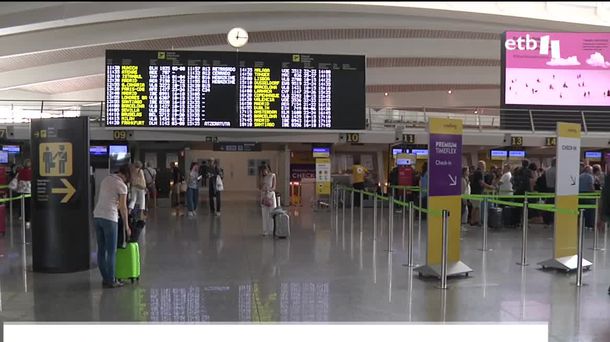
[120,65,146,126]
[253,68,280,128]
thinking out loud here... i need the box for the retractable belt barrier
[333,184,602,289]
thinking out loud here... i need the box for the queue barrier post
[373,193,378,242]
[576,209,585,287]
[479,197,491,252]
[350,189,355,246]
[9,188,13,230]
[406,201,415,267]
[517,197,529,266]
[591,197,604,251]
[438,210,449,290]
[387,194,394,253]
[21,195,26,245]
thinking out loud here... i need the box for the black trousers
[209,190,221,213]
[353,182,365,207]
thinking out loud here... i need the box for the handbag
[215,176,224,192]
[179,181,187,193]
[17,180,30,194]
[261,191,275,207]
[8,177,18,191]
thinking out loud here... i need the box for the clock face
[227,27,248,48]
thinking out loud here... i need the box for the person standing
[143,162,157,209]
[186,162,201,217]
[208,159,223,216]
[15,160,32,224]
[260,164,277,236]
[543,159,557,226]
[350,157,369,207]
[128,161,147,218]
[170,162,183,217]
[93,165,131,289]
[420,162,428,219]
[579,165,596,229]
[469,161,494,226]
[498,164,513,196]
[461,166,471,225]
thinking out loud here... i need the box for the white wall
[185,149,287,195]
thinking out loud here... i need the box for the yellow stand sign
[315,158,331,195]
[414,118,472,278]
[539,122,592,271]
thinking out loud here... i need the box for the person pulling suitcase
[93,165,131,289]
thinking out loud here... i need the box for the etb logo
[505,34,558,57]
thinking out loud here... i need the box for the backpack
[535,173,547,193]
[512,168,528,193]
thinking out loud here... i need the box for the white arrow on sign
[448,174,457,186]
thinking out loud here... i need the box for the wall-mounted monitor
[585,151,602,161]
[105,50,366,130]
[0,151,8,164]
[490,150,508,160]
[411,149,428,159]
[312,146,330,158]
[508,150,526,159]
[109,145,128,155]
[90,145,108,156]
[503,31,610,108]
[2,145,20,154]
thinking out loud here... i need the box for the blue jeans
[186,187,199,211]
[94,218,118,284]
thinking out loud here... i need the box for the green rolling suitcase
[115,242,140,283]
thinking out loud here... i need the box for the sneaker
[215,212,221,217]
[102,281,125,289]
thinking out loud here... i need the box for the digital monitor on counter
[585,151,602,161]
[411,149,428,159]
[90,146,108,156]
[2,145,20,154]
[508,150,526,159]
[490,150,508,160]
[312,147,330,158]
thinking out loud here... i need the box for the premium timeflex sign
[414,118,471,278]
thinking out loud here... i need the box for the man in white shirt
[93,165,131,289]
[498,164,513,196]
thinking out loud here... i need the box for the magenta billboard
[503,31,610,107]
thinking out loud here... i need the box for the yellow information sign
[39,142,73,177]
[315,158,331,195]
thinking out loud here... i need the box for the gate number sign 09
[113,130,128,141]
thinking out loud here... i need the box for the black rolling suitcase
[501,206,519,228]
[488,207,502,228]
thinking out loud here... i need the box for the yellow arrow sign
[51,178,76,203]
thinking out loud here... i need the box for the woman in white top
[128,161,147,216]
[498,164,513,196]
[260,164,277,236]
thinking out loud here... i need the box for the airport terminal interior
[2,2,610,341]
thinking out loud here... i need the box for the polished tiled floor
[1,200,610,341]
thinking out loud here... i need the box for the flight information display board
[105,50,365,129]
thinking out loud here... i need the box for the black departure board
[105,50,365,130]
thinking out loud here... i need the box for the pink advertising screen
[503,31,610,107]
